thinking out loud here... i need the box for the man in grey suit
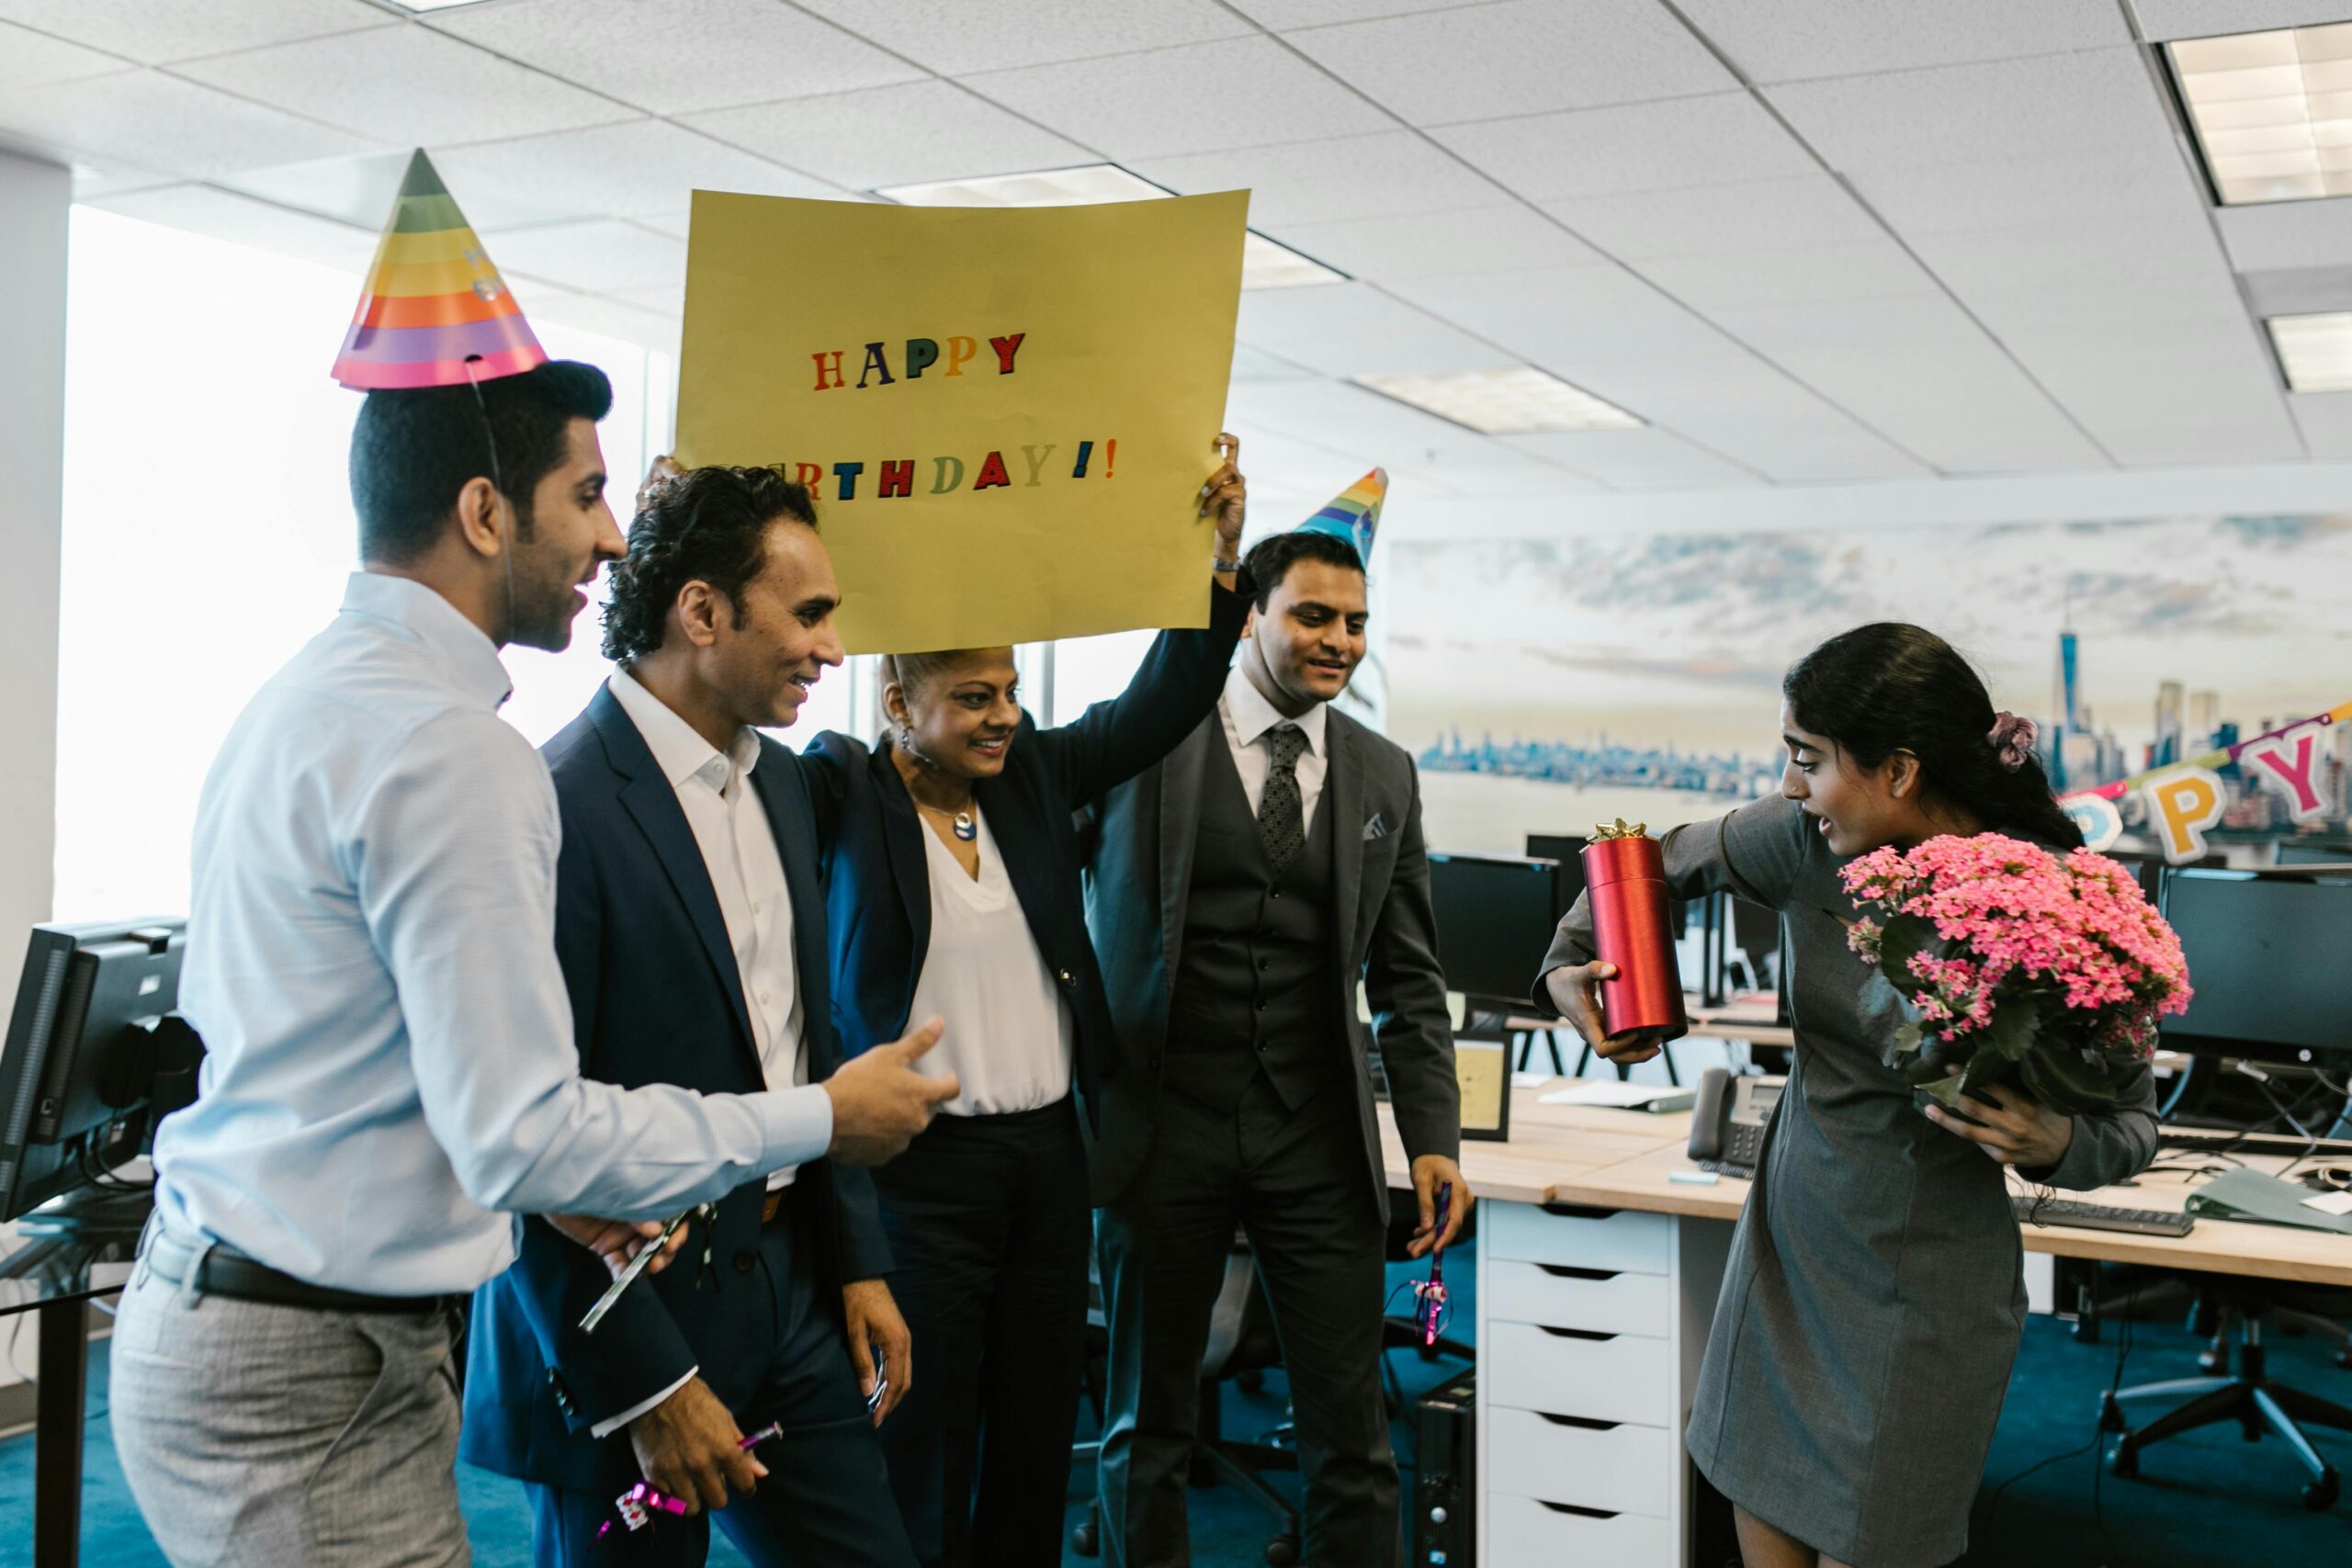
[1081,478,1469,1566]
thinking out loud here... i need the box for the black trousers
[1095,1071,1396,1568]
[526,1190,915,1568]
[873,1095,1091,1568]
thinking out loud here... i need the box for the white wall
[0,152,69,988]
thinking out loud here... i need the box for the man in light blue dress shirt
[108,360,956,1567]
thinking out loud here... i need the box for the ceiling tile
[1270,204,1604,279]
[680,81,1090,192]
[1393,264,1736,367]
[1233,376,1588,492]
[1228,0,1497,25]
[799,0,1252,74]
[1640,239,1938,311]
[87,182,377,272]
[2217,198,2352,273]
[1845,148,2205,237]
[426,0,923,116]
[1284,0,1736,126]
[1132,132,1510,225]
[1237,281,1449,342]
[1434,93,1818,201]
[0,20,130,89]
[491,218,687,294]
[432,121,841,231]
[0,0,389,65]
[2241,265,2352,318]
[1543,175,1883,259]
[2287,389,2352,458]
[177,24,634,147]
[0,70,378,180]
[1677,1,2129,85]
[2131,1,2352,41]
[1908,211,2229,290]
[1768,48,2171,173]
[1262,328,1521,379]
[1504,429,1762,488]
[513,279,682,355]
[961,36,1391,159]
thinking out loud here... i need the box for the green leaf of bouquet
[2020,1041,2117,1115]
[1876,912,1938,993]
[1961,1040,2016,1099]
[1917,1069,1967,1109]
[1986,997,2036,1063]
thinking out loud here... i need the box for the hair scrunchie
[1987,711,2037,772]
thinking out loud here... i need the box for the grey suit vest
[1162,728,1343,1113]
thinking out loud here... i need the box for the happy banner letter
[675,189,1249,653]
[2243,724,2332,823]
[2143,767,2226,863]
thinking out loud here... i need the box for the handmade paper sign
[676,190,1248,653]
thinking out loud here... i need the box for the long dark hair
[1783,623,2083,850]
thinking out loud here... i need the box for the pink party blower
[1581,820,1690,1045]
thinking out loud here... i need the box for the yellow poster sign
[676,190,1249,653]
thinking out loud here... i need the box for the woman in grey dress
[1539,624,2158,1568]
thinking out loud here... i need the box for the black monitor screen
[1429,853,1561,1007]
[2160,871,2352,1059]
[1525,834,1589,920]
[2276,841,2352,868]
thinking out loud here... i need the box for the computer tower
[1413,1368,1475,1565]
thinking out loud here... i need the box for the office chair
[2100,1280,2352,1510]
[1071,1236,1303,1565]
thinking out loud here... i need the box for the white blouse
[905,808,1075,1117]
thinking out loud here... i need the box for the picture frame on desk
[1457,1037,1511,1142]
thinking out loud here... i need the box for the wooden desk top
[1378,1093,2352,1288]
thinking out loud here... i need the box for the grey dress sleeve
[2020,1060,2159,1190]
[1533,794,1815,1004]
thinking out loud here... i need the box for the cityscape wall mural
[1386,514,2352,862]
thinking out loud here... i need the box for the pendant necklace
[919,799,978,842]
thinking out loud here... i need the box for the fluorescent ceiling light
[2171,23,2352,204]
[1354,366,1644,434]
[874,163,1345,289]
[2267,311,2352,389]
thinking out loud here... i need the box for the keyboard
[2010,1195,2196,1237]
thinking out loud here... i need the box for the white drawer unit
[1483,1200,1671,1275]
[1486,1491,1672,1566]
[1485,1258,1670,1336]
[1476,1201,1736,1568]
[1486,1407,1675,1518]
[1484,1321,1674,1427]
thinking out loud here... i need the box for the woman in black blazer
[797,440,1250,1568]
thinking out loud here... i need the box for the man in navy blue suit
[464,463,956,1565]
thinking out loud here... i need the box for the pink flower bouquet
[1839,834,2194,1113]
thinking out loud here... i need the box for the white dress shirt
[1217,663,1329,831]
[904,809,1074,1117]
[153,572,831,1298]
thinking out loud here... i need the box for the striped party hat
[1294,468,1385,566]
[331,149,546,390]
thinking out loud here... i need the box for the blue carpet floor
[6,1261,2348,1566]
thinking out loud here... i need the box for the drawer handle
[1534,1414,1621,1431]
[1534,1264,1621,1281]
[1537,1502,1619,1519]
[1536,1326,1617,1342]
[1538,1202,1623,1220]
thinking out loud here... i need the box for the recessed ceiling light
[2267,311,2352,390]
[383,0,502,12]
[874,163,1345,289]
[2170,23,2352,204]
[1354,366,1644,434]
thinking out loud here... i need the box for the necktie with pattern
[1260,724,1308,874]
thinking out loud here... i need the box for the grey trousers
[110,1240,470,1568]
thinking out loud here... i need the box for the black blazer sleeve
[1025,576,1250,810]
[504,803,701,1431]
[1363,764,1461,1167]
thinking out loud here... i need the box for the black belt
[143,1227,450,1315]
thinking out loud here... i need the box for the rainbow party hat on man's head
[331,149,546,390]
[1293,468,1385,568]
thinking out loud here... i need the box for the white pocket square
[1363,813,1389,841]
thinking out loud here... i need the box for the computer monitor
[1524,834,1589,920]
[2158,870,2352,1066]
[0,919,202,1223]
[1429,853,1561,1009]
[2276,841,2352,868]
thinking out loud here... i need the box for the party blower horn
[1582,819,1690,1045]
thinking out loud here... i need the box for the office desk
[1374,1087,2352,1566]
